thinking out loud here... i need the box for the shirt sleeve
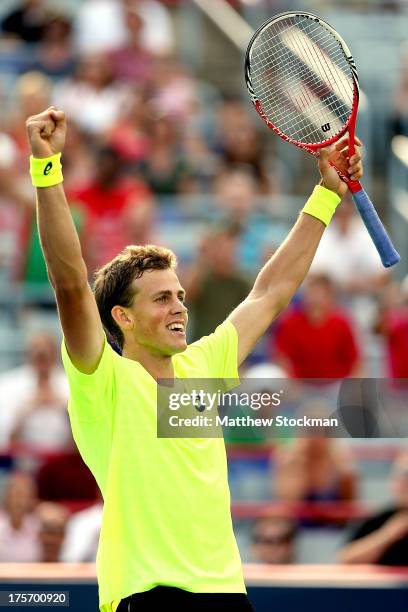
[61,334,116,422]
[187,320,240,380]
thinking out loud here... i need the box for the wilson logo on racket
[321,123,331,132]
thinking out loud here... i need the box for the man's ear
[111,305,134,331]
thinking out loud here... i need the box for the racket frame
[245,11,361,192]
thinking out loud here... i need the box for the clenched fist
[26,106,66,158]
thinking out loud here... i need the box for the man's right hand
[26,106,66,158]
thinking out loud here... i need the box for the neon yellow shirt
[61,320,246,612]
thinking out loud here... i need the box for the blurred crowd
[0,0,407,567]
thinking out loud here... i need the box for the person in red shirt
[374,279,408,379]
[272,273,361,379]
[68,145,154,272]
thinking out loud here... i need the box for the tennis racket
[245,11,400,268]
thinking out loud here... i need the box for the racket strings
[252,25,349,138]
[252,23,351,142]
[249,16,354,144]
[252,20,350,119]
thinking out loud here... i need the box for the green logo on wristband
[44,162,53,176]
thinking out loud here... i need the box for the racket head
[245,11,359,152]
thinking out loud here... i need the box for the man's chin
[159,338,187,357]
[161,330,188,356]
[169,339,187,355]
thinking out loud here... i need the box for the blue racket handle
[351,187,400,268]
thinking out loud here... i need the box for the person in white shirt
[0,472,40,562]
[0,332,69,451]
[74,0,174,55]
[311,197,390,330]
[61,499,103,562]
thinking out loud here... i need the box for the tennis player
[26,107,362,612]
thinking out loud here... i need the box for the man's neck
[122,345,174,381]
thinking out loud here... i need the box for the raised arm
[228,137,363,365]
[26,107,104,374]
[338,511,408,564]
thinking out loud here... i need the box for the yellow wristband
[30,153,63,188]
[302,185,341,226]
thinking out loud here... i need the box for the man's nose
[172,299,187,313]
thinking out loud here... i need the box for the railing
[192,0,254,51]
[1,562,408,584]
[232,501,370,521]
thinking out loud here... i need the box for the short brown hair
[93,245,177,350]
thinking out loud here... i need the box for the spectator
[392,48,408,137]
[243,362,287,380]
[108,5,154,85]
[0,133,27,286]
[9,380,71,453]
[7,71,52,160]
[213,166,287,276]
[1,0,48,45]
[251,517,297,564]
[216,99,254,152]
[374,278,408,378]
[310,197,389,328]
[0,332,69,452]
[216,101,271,194]
[73,0,127,54]
[58,120,96,190]
[36,437,98,503]
[138,116,191,195]
[61,497,103,562]
[272,274,361,379]
[339,450,408,565]
[31,11,77,79]
[214,165,257,224]
[36,502,69,562]
[181,129,219,193]
[150,57,198,124]
[126,0,175,56]
[311,198,388,294]
[107,88,152,165]
[53,53,129,135]
[274,435,357,504]
[0,472,40,562]
[241,362,287,404]
[184,223,251,341]
[68,145,154,272]
[74,0,174,56]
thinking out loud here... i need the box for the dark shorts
[117,586,255,611]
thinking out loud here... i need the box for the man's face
[126,268,188,356]
[303,279,334,314]
[28,335,57,375]
[210,232,237,276]
[252,518,295,564]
